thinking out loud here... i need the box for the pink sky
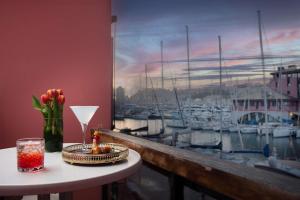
[113,1,300,95]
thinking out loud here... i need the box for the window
[239,101,244,107]
[113,0,300,174]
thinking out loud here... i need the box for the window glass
[112,0,300,166]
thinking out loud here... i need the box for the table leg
[38,194,50,200]
[111,182,118,200]
[59,192,73,200]
[169,174,184,200]
[102,184,109,200]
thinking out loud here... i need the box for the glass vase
[43,118,63,152]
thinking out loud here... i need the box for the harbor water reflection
[115,119,300,165]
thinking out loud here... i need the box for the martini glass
[70,106,99,153]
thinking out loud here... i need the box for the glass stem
[81,123,88,150]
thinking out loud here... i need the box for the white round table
[0,143,141,196]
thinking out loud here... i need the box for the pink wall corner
[0,0,112,148]
[290,78,298,98]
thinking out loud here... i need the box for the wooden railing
[101,129,300,200]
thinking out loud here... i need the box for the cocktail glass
[70,106,99,153]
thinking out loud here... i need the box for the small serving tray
[62,143,129,165]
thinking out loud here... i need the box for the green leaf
[41,105,50,118]
[32,95,42,111]
[53,98,60,119]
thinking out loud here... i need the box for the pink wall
[0,0,112,148]
[290,78,298,98]
[270,75,299,98]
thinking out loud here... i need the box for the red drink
[18,151,44,169]
[17,138,45,172]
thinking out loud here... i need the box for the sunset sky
[112,0,300,95]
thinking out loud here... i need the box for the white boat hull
[273,127,292,138]
[240,126,257,134]
[257,126,273,136]
[167,120,187,129]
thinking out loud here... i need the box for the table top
[0,143,141,196]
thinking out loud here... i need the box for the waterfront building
[270,65,300,122]
[232,65,300,124]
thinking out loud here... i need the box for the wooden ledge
[100,129,300,200]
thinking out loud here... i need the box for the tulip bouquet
[32,89,65,152]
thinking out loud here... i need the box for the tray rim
[62,143,129,165]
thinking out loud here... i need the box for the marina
[114,61,300,167]
[115,118,300,165]
[111,6,300,198]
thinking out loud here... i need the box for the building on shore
[232,65,300,124]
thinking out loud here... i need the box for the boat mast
[257,10,268,124]
[149,77,165,133]
[186,26,191,90]
[145,64,149,105]
[186,25,192,119]
[218,35,223,151]
[172,81,186,127]
[258,10,269,157]
[145,64,149,129]
[160,41,164,89]
[145,64,148,92]
[235,79,245,150]
[280,58,283,123]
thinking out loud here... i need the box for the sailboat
[239,83,258,134]
[191,36,223,150]
[229,79,240,133]
[273,126,293,138]
[253,10,271,157]
[227,11,269,156]
[143,77,165,137]
[166,86,188,129]
[167,26,191,129]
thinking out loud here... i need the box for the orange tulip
[56,89,63,95]
[57,95,65,104]
[46,89,52,98]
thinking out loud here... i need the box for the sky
[112,0,300,95]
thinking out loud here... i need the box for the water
[115,119,300,165]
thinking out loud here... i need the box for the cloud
[245,28,300,50]
[164,73,262,82]
[114,0,300,93]
[268,29,300,44]
[181,62,276,74]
